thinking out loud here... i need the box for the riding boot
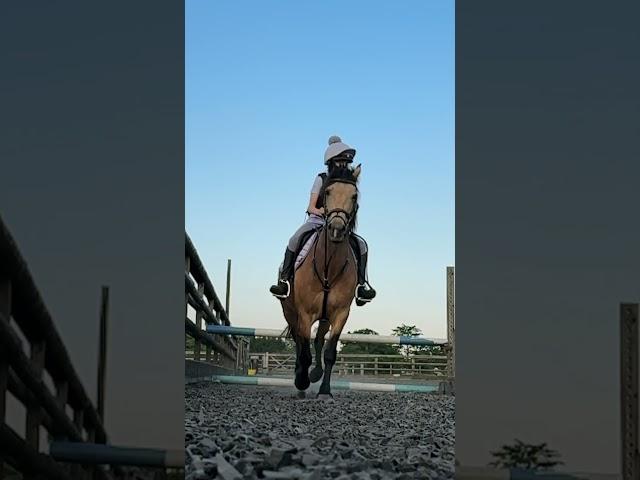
[270,248,296,298]
[355,252,376,306]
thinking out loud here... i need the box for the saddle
[294,228,360,271]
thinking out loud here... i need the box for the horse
[279,164,362,399]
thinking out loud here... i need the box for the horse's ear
[353,163,362,179]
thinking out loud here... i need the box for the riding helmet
[324,135,356,165]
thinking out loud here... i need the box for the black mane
[327,165,358,184]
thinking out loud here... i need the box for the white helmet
[324,135,356,165]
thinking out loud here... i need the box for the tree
[489,439,563,471]
[340,328,397,355]
[392,324,423,356]
[248,337,294,353]
[339,328,397,375]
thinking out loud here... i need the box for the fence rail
[186,351,449,379]
[0,215,108,480]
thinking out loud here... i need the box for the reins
[311,178,358,322]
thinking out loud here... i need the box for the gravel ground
[185,382,454,480]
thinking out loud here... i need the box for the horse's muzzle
[328,223,347,242]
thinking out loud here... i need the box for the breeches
[287,217,367,255]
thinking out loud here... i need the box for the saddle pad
[295,232,318,271]
[294,232,358,272]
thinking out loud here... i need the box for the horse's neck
[316,228,350,275]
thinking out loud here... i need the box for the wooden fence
[0,215,109,480]
[184,233,248,377]
[185,351,449,379]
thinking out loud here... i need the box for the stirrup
[355,283,374,304]
[271,280,291,299]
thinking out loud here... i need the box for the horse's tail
[281,324,293,339]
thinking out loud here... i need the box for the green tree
[339,328,398,375]
[340,328,398,355]
[248,337,294,353]
[392,324,424,356]
[489,440,563,471]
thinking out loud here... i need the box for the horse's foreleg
[294,317,313,391]
[318,309,349,398]
[309,319,330,383]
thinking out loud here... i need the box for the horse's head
[324,164,361,242]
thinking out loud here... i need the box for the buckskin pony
[279,164,362,399]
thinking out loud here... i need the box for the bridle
[310,178,359,322]
[323,178,359,231]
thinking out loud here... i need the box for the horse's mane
[327,165,359,184]
[325,165,359,231]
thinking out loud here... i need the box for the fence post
[374,357,378,376]
[235,340,243,374]
[55,380,69,431]
[0,277,11,479]
[25,339,46,473]
[194,282,204,362]
[97,286,109,424]
[185,255,190,315]
[446,266,455,380]
[226,259,231,318]
[360,363,364,376]
[621,303,639,480]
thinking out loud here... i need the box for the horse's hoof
[295,377,310,391]
[295,390,307,399]
[316,393,334,401]
[309,367,324,383]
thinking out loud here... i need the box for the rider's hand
[308,207,324,217]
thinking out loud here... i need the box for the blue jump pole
[49,442,184,468]
[456,466,613,479]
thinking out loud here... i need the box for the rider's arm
[307,175,325,216]
[307,193,324,216]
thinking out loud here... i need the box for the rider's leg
[270,220,320,298]
[269,248,297,297]
[352,234,376,305]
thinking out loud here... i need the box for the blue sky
[186,1,454,338]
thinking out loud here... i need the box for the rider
[269,135,376,306]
